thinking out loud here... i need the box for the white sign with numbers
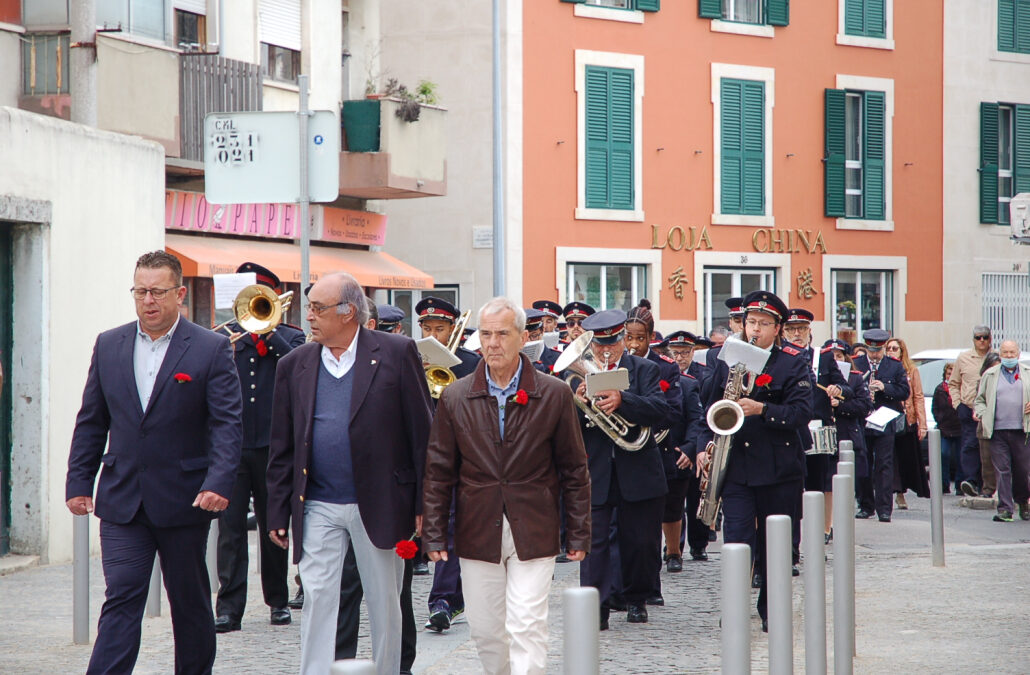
[204,110,340,205]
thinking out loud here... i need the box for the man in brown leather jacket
[423,297,591,675]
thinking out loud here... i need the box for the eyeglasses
[974,335,991,341]
[745,319,776,329]
[566,319,584,327]
[308,301,347,315]
[885,345,901,352]
[130,286,178,300]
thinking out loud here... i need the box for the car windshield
[915,359,951,397]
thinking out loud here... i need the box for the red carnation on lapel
[394,539,418,560]
[513,389,529,406]
[659,379,671,392]
[173,373,192,383]
[755,374,772,388]
[255,339,269,357]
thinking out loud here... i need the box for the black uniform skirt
[804,452,838,493]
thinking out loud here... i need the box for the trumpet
[425,310,471,399]
[554,331,651,452]
[213,284,293,343]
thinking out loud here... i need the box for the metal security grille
[982,272,1030,347]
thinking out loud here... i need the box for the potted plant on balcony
[342,78,439,152]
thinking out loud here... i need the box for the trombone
[213,284,294,343]
[425,309,472,399]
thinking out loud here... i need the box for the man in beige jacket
[950,325,995,496]
[973,340,1030,522]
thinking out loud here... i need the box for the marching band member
[376,304,406,334]
[725,296,745,335]
[563,301,595,344]
[532,299,563,335]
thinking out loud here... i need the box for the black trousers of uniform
[215,446,288,620]
[721,478,802,621]
[866,432,895,518]
[335,546,417,673]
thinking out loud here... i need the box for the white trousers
[298,501,403,675]
[460,516,557,675]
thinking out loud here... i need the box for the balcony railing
[179,54,262,162]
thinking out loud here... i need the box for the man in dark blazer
[266,272,433,675]
[574,309,675,628]
[66,251,242,674]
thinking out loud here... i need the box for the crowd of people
[63,250,1028,675]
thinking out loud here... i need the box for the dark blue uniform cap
[583,309,627,345]
[667,330,698,347]
[532,300,563,318]
[862,328,891,345]
[650,332,669,349]
[563,301,596,320]
[724,296,745,317]
[785,308,814,324]
[524,308,546,330]
[236,262,280,289]
[415,296,458,323]
[741,290,788,322]
[376,304,405,330]
[695,336,715,348]
[821,338,851,355]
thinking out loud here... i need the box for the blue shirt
[133,314,181,410]
[486,359,523,438]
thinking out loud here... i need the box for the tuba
[554,331,651,452]
[213,285,293,343]
[425,309,471,399]
[696,343,756,527]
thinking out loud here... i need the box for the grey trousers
[299,501,403,675]
[988,430,1030,514]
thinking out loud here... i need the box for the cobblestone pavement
[2,492,1029,673]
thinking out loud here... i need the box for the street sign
[204,111,340,205]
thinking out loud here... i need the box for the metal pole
[832,473,855,675]
[330,660,376,675]
[71,0,96,127]
[835,461,856,657]
[491,0,505,296]
[145,558,161,617]
[298,74,311,334]
[838,439,854,467]
[721,543,751,675]
[207,519,220,591]
[563,587,599,675]
[73,515,90,645]
[927,428,946,567]
[803,492,826,675]
[766,515,792,675]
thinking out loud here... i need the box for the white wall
[0,26,20,109]
[943,0,1030,345]
[0,108,165,563]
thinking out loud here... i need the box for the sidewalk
[1,493,1027,673]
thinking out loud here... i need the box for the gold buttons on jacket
[299,495,305,502]
[303,468,307,475]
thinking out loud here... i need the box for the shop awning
[166,233,432,289]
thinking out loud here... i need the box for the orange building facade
[517,0,943,345]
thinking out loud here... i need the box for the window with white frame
[703,267,775,334]
[567,263,647,312]
[831,269,893,338]
[999,104,1015,225]
[723,0,762,24]
[587,0,630,8]
[261,42,301,83]
[389,287,460,338]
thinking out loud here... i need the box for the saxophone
[696,340,757,527]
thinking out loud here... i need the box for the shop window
[702,267,775,334]
[389,287,460,338]
[999,0,1030,54]
[831,269,893,342]
[261,42,301,84]
[567,263,647,312]
[980,102,1030,225]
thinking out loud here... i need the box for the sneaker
[993,511,1014,522]
[960,480,979,497]
[425,609,450,632]
[1020,503,1030,521]
[448,607,466,625]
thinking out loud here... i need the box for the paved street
[2,492,1028,673]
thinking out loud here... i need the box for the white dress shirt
[320,329,359,379]
[134,315,181,410]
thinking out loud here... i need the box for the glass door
[702,267,776,334]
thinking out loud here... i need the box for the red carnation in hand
[659,379,671,393]
[755,374,773,388]
[173,373,192,383]
[513,389,529,406]
[395,539,418,560]
[255,339,269,357]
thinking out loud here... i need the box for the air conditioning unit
[1010,193,1030,243]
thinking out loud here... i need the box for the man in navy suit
[66,251,243,674]
[266,272,433,675]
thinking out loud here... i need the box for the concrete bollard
[837,460,854,479]
[832,473,855,674]
[563,586,600,675]
[330,660,376,675]
[838,439,854,467]
[803,492,826,675]
[145,558,162,617]
[207,519,219,591]
[73,514,90,645]
[927,428,946,567]
[766,515,793,675]
[721,543,751,675]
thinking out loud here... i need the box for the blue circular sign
[313,134,324,145]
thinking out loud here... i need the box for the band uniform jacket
[66,319,243,527]
[646,350,684,445]
[814,348,854,426]
[664,373,704,479]
[851,354,910,437]
[230,322,306,448]
[266,327,434,564]
[422,354,592,563]
[580,353,674,506]
[687,359,708,383]
[453,346,481,379]
[699,344,813,487]
[835,370,873,475]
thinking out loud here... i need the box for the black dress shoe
[666,554,683,573]
[751,572,763,589]
[287,589,304,610]
[214,616,241,633]
[689,548,709,561]
[791,564,800,577]
[878,515,891,523]
[270,607,292,625]
[645,594,664,606]
[761,618,769,633]
[412,559,430,576]
[425,609,450,632]
[824,529,833,544]
[855,509,874,519]
[608,594,628,612]
[626,604,648,623]
[708,530,718,542]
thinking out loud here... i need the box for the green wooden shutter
[609,70,635,210]
[844,0,865,35]
[585,66,610,209]
[866,0,886,38]
[999,0,1016,51]
[699,0,721,19]
[767,0,789,26]
[1018,0,1030,53]
[721,79,764,216]
[863,91,886,220]
[634,0,660,12]
[824,89,846,218]
[1014,105,1030,195]
[720,80,743,214]
[980,102,999,224]
[741,82,765,214]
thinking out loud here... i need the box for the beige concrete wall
[379,98,446,182]
[943,0,1030,347]
[0,108,165,563]
[0,26,20,108]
